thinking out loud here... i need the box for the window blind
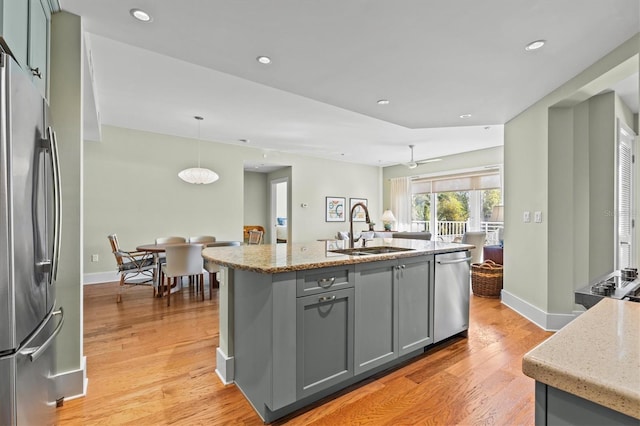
[412,170,500,194]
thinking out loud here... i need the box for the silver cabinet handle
[20,308,64,362]
[318,295,336,303]
[317,277,335,288]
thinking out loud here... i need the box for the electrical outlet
[91,254,99,262]
[534,211,542,223]
[523,211,531,223]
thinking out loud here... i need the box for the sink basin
[330,246,416,256]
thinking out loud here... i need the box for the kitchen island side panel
[233,270,274,420]
[270,272,297,410]
[233,269,298,419]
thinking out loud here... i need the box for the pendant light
[178,116,219,184]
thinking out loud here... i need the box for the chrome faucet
[349,202,371,248]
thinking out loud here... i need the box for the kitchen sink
[330,246,416,256]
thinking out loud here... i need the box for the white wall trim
[501,290,577,332]
[84,271,118,285]
[55,356,87,401]
[215,347,234,385]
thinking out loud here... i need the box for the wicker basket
[471,260,503,298]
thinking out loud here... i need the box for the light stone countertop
[522,298,640,419]
[202,238,473,274]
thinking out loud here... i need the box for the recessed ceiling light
[460,114,472,119]
[257,56,272,64]
[377,99,390,105]
[525,40,546,51]
[130,8,152,22]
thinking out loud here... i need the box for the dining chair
[462,231,486,264]
[203,241,242,298]
[154,236,187,265]
[108,234,156,303]
[247,229,264,245]
[156,236,187,244]
[161,244,205,306]
[188,235,216,244]
[243,225,265,243]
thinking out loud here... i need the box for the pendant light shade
[178,167,219,184]
[179,116,219,184]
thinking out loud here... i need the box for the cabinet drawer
[296,265,354,297]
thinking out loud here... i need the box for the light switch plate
[523,211,531,223]
[534,211,542,223]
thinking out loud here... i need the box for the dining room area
[108,233,264,305]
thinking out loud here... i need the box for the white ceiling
[60,0,639,168]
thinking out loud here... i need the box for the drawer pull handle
[317,277,336,288]
[318,295,336,303]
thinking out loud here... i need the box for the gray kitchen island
[522,297,639,425]
[202,239,472,422]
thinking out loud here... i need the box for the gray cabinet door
[296,287,354,399]
[398,255,433,356]
[354,259,398,374]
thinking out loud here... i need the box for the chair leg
[200,273,204,301]
[116,274,125,303]
[167,277,171,306]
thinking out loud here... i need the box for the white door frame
[270,177,289,244]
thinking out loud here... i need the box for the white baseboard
[84,271,119,285]
[55,356,87,401]
[501,290,577,332]
[215,347,234,385]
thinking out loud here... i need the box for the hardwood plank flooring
[56,282,552,425]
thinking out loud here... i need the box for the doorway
[271,177,289,244]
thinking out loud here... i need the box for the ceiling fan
[404,144,442,169]
[406,145,418,169]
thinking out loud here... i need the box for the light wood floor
[56,281,553,425]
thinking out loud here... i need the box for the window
[411,169,502,242]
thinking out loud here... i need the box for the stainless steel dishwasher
[434,250,472,343]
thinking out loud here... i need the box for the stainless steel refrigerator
[0,51,63,425]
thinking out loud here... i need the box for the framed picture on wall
[349,198,368,222]
[325,197,346,222]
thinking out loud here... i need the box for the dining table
[135,241,237,291]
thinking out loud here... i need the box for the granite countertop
[522,298,639,419]
[202,238,473,274]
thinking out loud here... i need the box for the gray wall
[50,11,83,376]
[244,171,268,235]
[504,33,639,322]
[84,125,383,277]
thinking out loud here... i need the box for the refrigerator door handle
[47,126,62,281]
[20,308,64,362]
